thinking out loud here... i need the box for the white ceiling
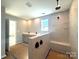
[2,0,72,19]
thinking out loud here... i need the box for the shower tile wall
[49,10,69,43]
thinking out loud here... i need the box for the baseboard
[1,54,6,59]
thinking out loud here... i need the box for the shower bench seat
[50,41,71,53]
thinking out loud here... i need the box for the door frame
[5,19,17,54]
[5,19,9,54]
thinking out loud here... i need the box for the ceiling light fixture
[55,0,61,10]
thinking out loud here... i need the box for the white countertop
[28,32,49,39]
[22,32,49,39]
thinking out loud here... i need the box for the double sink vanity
[22,32,50,59]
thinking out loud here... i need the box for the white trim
[1,54,6,58]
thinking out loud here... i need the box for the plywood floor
[47,50,71,59]
[3,43,71,59]
[3,43,28,59]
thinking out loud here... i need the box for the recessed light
[42,13,45,14]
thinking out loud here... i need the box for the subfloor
[3,43,28,59]
[46,49,71,59]
[3,43,71,59]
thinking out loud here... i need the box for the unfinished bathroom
[1,0,78,59]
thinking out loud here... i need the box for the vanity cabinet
[29,33,50,59]
[22,34,29,43]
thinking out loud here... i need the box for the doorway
[9,20,16,47]
[5,20,17,54]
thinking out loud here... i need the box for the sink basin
[23,33,36,37]
[26,34,36,37]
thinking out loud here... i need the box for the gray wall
[1,10,28,58]
[45,11,69,43]
[26,10,69,43]
[5,14,28,44]
[1,6,6,58]
[69,0,78,58]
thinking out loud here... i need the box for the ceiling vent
[26,2,32,7]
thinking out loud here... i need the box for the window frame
[41,19,49,31]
